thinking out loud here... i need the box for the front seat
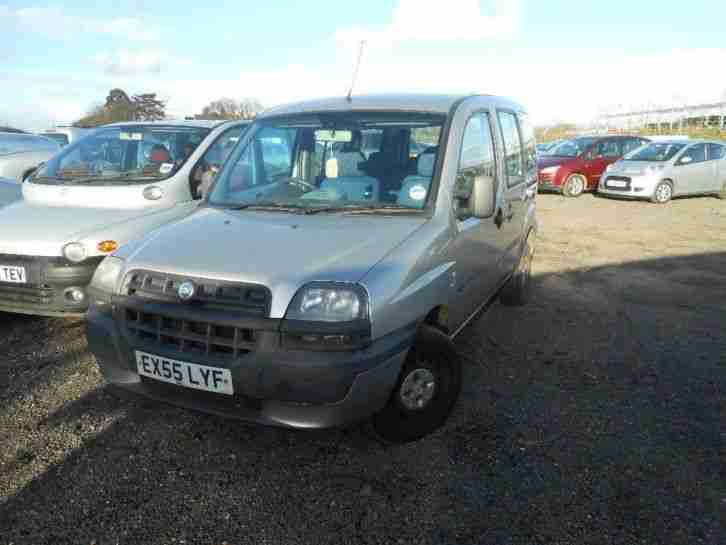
[332,131,366,177]
[320,157,380,202]
[397,147,437,208]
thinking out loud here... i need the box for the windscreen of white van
[33,125,210,185]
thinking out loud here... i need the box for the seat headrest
[417,147,437,177]
[325,158,339,179]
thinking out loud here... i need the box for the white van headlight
[286,284,367,322]
[63,242,87,263]
[89,256,124,295]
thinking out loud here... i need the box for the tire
[651,181,673,204]
[500,230,536,307]
[562,174,586,198]
[717,182,726,200]
[369,325,462,444]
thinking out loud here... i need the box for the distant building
[598,102,726,132]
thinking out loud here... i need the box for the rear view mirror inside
[316,130,352,143]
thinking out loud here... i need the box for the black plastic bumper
[86,303,413,429]
[0,255,102,317]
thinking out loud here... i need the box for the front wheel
[563,174,586,198]
[651,181,673,204]
[369,326,462,444]
[717,181,726,200]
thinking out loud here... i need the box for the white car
[0,119,249,316]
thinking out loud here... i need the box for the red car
[538,135,649,197]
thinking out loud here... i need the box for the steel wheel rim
[656,184,671,202]
[399,368,437,411]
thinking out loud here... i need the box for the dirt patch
[1,193,725,544]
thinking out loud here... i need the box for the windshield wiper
[221,201,310,213]
[304,204,419,215]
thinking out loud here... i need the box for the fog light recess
[64,287,86,304]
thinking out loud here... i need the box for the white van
[37,126,92,148]
[0,119,249,317]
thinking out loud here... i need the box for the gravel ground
[1,193,725,545]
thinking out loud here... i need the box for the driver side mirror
[471,175,496,218]
[678,156,693,165]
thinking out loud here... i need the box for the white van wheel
[369,325,462,444]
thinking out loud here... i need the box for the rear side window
[497,111,524,187]
[708,143,725,160]
[455,113,496,219]
[517,113,537,181]
[680,144,707,164]
[622,138,645,155]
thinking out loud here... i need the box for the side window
[455,113,496,219]
[517,113,537,181]
[410,127,441,160]
[708,143,725,160]
[259,128,294,178]
[497,111,525,187]
[193,126,244,199]
[592,139,621,158]
[679,144,707,164]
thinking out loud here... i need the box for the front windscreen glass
[548,137,597,158]
[625,142,687,162]
[208,112,445,212]
[33,125,210,185]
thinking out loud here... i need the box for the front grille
[123,270,271,316]
[124,308,258,360]
[0,283,54,305]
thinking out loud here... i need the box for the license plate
[607,180,628,188]
[135,351,234,395]
[0,265,26,284]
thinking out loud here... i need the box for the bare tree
[196,98,263,120]
[132,93,166,121]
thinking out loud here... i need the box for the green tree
[74,89,167,127]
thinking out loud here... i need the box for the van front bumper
[86,302,412,429]
[0,255,102,317]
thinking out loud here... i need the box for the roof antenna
[346,40,366,103]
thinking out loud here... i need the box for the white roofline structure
[596,101,726,131]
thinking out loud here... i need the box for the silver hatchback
[599,140,726,203]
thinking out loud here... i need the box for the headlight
[286,284,367,322]
[62,242,87,263]
[282,283,370,351]
[89,256,124,295]
[540,166,560,174]
[645,165,666,175]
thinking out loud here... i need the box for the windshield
[0,133,59,156]
[41,133,70,147]
[208,112,445,212]
[548,137,598,158]
[33,125,210,185]
[625,142,687,162]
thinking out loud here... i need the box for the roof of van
[259,93,521,118]
[102,119,249,129]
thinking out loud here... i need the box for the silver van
[599,139,726,203]
[0,119,249,317]
[86,94,539,443]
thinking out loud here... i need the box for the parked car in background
[0,132,60,182]
[536,139,563,155]
[0,126,27,134]
[0,176,22,207]
[85,93,539,443]
[598,140,726,203]
[538,135,650,197]
[0,119,249,317]
[37,126,92,148]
